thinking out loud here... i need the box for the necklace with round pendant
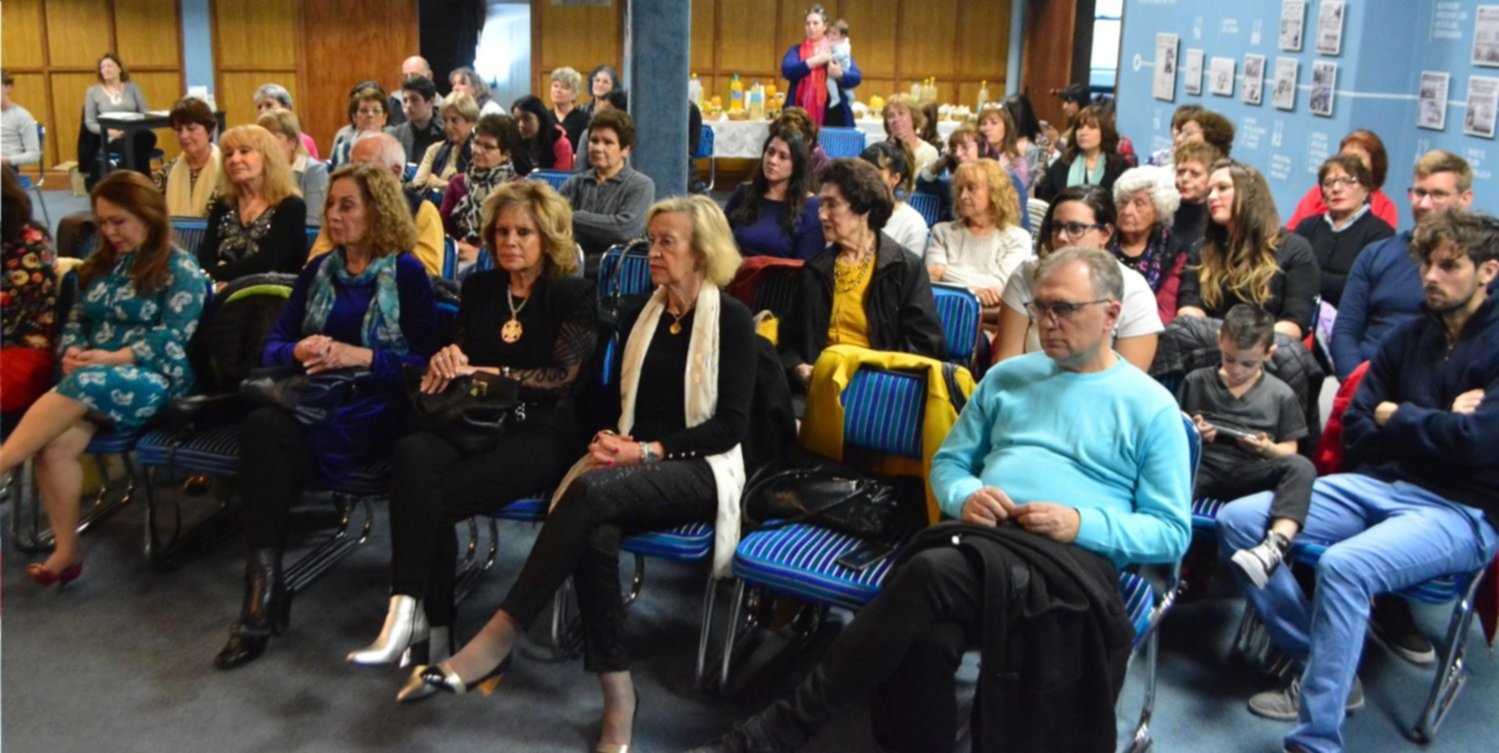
[503,284,529,343]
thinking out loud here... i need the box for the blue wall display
[1117,0,1499,222]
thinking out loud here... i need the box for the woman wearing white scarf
[403,195,755,753]
[152,97,221,218]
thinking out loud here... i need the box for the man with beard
[1218,209,1499,753]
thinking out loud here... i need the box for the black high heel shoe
[397,653,512,703]
[214,548,290,670]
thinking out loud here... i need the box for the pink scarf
[795,39,830,126]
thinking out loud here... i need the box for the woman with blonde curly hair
[348,181,599,676]
[927,158,1032,322]
[1177,160,1320,339]
[199,124,307,286]
[402,195,755,753]
[214,163,441,670]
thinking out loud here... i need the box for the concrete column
[626,0,690,198]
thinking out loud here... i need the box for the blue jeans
[1218,472,1498,753]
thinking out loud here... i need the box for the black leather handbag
[744,464,903,540]
[403,365,521,453]
[240,365,375,427]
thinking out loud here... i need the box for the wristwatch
[639,442,660,465]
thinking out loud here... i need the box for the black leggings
[498,459,717,672]
[240,407,318,550]
[387,424,577,627]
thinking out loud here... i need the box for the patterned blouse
[2,224,58,350]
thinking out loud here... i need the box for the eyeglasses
[355,107,385,117]
[1408,187,1457,201]
[1051,221,1106,239]
[473,140,503,153]
[1320,176,1360,190]
[1024,299,1112,321]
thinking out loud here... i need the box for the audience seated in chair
[198,125,309,288]
[310,133,445,277]
[402,196,754,753]
[1290,154,1396,309]
[914,123,984,223]
[926,158,1032,326]
[330,85,389,169]
[1,69,42,173]
[153,97,222,219]
[259,108,328,227]
[995,185,1162,371]
[441,114,526,276]
[253,82,321,160]
[689,247,1191,753]
[1034,104,1128,203]
[448,66,504,118]
[348,181,597,678]
[1331,150,1475,381]
[1169,140,1222,255]
[512,94,573,172]
[1176,160,1320,341]
[214,163,439,670]
[84,52,155,177]
[389,76,445,173]
[559,109,655,269]
[725,127,823,261]
[0,172,207,590]
[1217,209,1499,753]
[1,170,58,420]
[410,93,476,196]
[548,66,590,151]
[859,141,927,256]
[1285,129,1398,231]
[1111,164,1189,324]
[778,158,946,390]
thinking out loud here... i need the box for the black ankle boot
[685,666,833,753]
[214,548,290,670]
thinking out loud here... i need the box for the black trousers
[774,546,985,753]
[387,421,577,627]
[240,407,318,551]
[1197,453,1317,529]
[498,459,717,672]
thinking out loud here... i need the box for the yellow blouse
[826,253,874,347]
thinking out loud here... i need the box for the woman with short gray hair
[549,66,589,149]
[253,83,320,160]
[1110,165,1187,324]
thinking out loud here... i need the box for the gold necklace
[502,284,529,343]
[668,305,692,335]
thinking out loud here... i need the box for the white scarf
[550,284,747,577]
[166,144,221,218]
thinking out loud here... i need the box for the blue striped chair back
[842,368,925,459]
[529,169,572,191]
[441,236,459,280]
[304,227,318,253]
[931,283,980,364]
[819,127,867,159]
[694,124,715,159]
[906,192,942,228]
[403,163,418,183]
[171,217,209,257]
[1118,571,1157,646]
[596,241,652,305]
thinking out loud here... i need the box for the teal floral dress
[54,248,207,430]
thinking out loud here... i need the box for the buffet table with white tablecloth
[705,117,962,159]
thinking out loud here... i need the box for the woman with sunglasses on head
[1177,161,1320,340]
[993,185,1162,371]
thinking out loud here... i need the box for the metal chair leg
[1413,573,1485,743]
[141,460,239,570]
[453,517,500,604]
[622,553,646,607]
[695,574,719,689]
[283,494,377,594]
[718,579,748,691]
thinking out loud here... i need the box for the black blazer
[1034,152,1128,204]
[780,234,947,372]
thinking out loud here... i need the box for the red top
[1285,187,1399,231]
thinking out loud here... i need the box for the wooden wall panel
[710,0,779,78]
[1022,0,1082,130]
[898,0,959,80]
[689,0,715,74]
[958,1,1011,78]
[837,3,896,80]
[302,0,417,155]
[219,71,299,135]
[2,0,47,68]
[46,0,114,69]
[534,0,620,98]
[130,70,184,160]
[214,0,299,71]
[115,0,181,68]
[49,72,100,168]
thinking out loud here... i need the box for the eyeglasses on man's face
[1024,299,1112,322]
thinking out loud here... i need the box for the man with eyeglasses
[1221,209,1499,753]
[306,132,445,276]
[1331,151,1474,381]
[689,246,1191,753]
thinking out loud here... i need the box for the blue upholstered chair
[527,169,572,191]
[694,124,716,191]
[818,127,867,159]
[930,282,981,371]
[905,191,943,228]
[170,217,209,258]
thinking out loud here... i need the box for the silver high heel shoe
[348,595,428,666]
[395,625,452,703]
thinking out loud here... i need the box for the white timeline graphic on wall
[1272,58,1299,111]
[1154,33,1180,101]
[1465,76,1499,138]
[1280,0,1306,51]
[1315,0,1345,56]
[1475,6,1499,66]
[1210,57,1236,97]
[1419,72,1451,131]
[1309,60,1337,116]
[1184,49,1205,96]
[1243,55,1267,105]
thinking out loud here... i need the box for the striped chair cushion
[819,127,866,159]
[842,369,924,458]
[1191,497,1227,530]
[495,495,548,522]
[86,428,144,455]
[906,192,942,228]
[334,461,390,496]
[623,522,714,560]
[931,284,980,362]
[1119,571,1157,647]
[731,524,916,611]
[171,218,209,258]
[1291,542,1471,605]
[136,426,242,476]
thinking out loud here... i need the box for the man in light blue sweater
[689,247,1192,753]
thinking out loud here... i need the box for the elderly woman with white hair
[549,66,590,151]
[1110,165,1187,324]
[253,83,321,160]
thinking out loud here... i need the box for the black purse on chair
[403,365,521,453]
[241,365,376,427]
[744,464,905,541]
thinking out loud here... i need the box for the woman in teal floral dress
[0,171,206,588]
